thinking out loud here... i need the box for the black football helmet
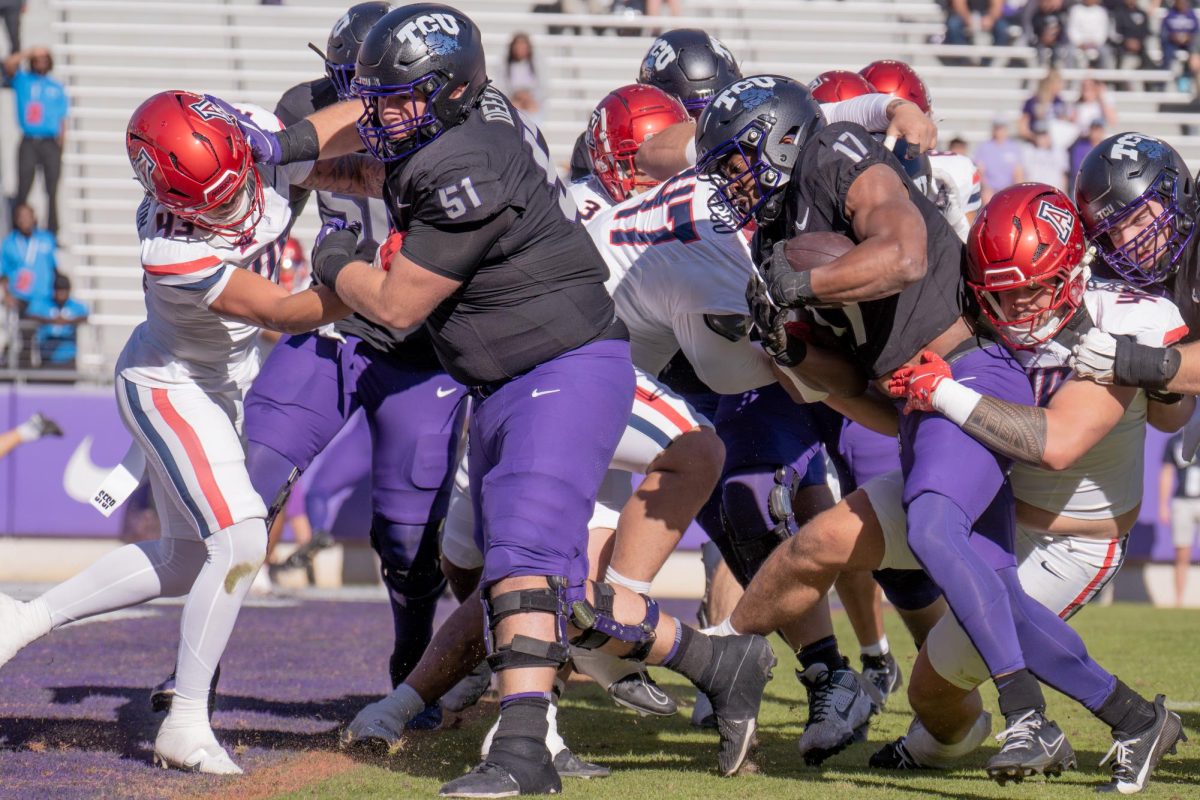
[1074,132,1199,287]
[353,3,488,161]
[324,2,392,101]
[637,28,741,117]
[695,75,826,230]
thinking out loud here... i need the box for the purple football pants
[469,338,635,588]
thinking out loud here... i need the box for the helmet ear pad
[1178,171,1198,233]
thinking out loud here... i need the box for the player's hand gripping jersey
[120,104,313,392]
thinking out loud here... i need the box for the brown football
[782,231,856,272]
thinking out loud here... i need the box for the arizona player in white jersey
[0,91,349,776]
[883,184,1189,792]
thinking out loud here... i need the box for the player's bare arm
[824,390,899,436]
[297,154,386,199]
[893,354,1136,469]
[1148,394,1196,432]
[635,119,696,180]
[208,268,350,334]
[791,164,929,305]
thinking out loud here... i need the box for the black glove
[311,220,362,288]
[746,268,808,367]
[766,241,816,308]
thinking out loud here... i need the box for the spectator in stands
[948,135,970,156]
[1072,76,1117,128]
[0,0,22,56]
[1162,0,1200,88]
[511,88,543,126]
[1112,0,1155,71]
[1068,0,1114,68]
[945,0,1004,47]
[1161,431,1200,607]
[1018,68,1070,141]
[0,411,61,460]
[25,272,86,371]
[1027,0,1071,65]
[502,32,542,105]
[973,117,1025,199]
[645,0,682,23]
[3,47,67,237]
[1067,119,1106,195]
[1020,121,1069,189]
[0,203,56,315]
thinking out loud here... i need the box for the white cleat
[0,593,51,670]
[153,722,243,775]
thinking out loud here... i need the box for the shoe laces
[994,709,1040,753]
[1099,735,1139,782]
[803,669,837,724]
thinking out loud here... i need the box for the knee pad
[482,583,571,672]
[371,515,446,603]
[245,442,300,528]
[720,465,800,585]
[558,579,659,662]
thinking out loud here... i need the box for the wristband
[313,228,359,288]
[1114,336,1182,391]
[930,379,982,426]
[276,118,320,164]
[684,138,697,166]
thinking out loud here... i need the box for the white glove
[340,684,424,751]
[1070,328,1118,384]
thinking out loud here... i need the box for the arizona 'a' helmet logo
[1037,199,1075,244]
[189,97,236,124]
[132,147,157,188]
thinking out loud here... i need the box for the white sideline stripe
[1165,700,1200,711]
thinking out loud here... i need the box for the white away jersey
[118,104,313,393]
[567,174,612,223]
[929,151,982,242]
[1011,278,1188,519]
[585,169,775,394]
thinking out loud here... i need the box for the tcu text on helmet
[395,13,460,48]
[1109,133,1145,161]
[712,76,777,111]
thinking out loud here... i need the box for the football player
[694,75,1164,782]
[231,5,776,793]
[883,183,1189,793]
[0,90,350,774]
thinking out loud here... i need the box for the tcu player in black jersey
[157,1,470,733]
[1068,134,1200,402]
[231,5,776,794]
[694,76,1170,782]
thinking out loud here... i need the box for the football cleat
[700,634,777,776]
[442,660,493,713]
[869,737,924,770]
[283,530,336,570]
[690,690,717,729]
[153,721,242,775]
[860,652,903,709]
[149,665,220,718]
[0,594,50,670]
[985,709,1077,785]
[796,661,878,766]
[608,670,678,717]
[442,736,561,798]
[1098,694,1186,794]
[553,748,610,779]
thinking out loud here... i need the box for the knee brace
[482,583,571,673]
[556,578,660,661]
[720,465,800,585]
[371,515,447,603]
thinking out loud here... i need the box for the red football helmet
[278,237,309,293]
[859,60,932,114]
[126,90,264,240]
[808,70,875,103]
[967,183,1087,349]
[586,84,689,203]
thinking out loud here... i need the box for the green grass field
[274,605,1199,800]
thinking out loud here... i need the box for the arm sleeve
[401,207,518,282]
[819,94,894,133]
[673,312,776,394]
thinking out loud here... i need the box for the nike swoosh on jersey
[436,387,458,398]
[531,389,561,398]
[62,436,115,504]
[795,208,810,232]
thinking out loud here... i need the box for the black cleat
[608,670,677,717]
[797,661,878,766]
[283,530,336,570]
[440,738,561,798]
[870,737,925,770]
[149,665,220,718]
[985,709,1077,785]
[861,652,903,709]
[701,634,776,776]
[439,762,526,798]
[442,660,493,713]
[1098,694,1187,794]
[552,748,610,779]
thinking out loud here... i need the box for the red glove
[374,229,407,272]
[888,350,952,414]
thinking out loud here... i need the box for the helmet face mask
[696,120,780,230]
[356,73,447,161]
[967,183,1086,349]
[1087,173,1192,287]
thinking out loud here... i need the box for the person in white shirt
[0,91,349,775]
